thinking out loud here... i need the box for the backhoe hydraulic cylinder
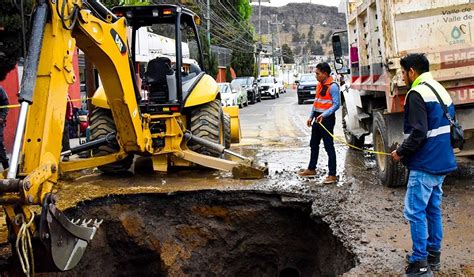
[18,0,48,104]
[184,132,249,161]
[184,132,225,154]
[61,133,116,156]
[7,1,48,179]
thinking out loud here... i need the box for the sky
[250,0,340,7]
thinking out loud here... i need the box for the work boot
[298,169,316,177]
[405,260,433,277]
[1,161,8,170]
[427,249,441,271]
[323,175,337,184]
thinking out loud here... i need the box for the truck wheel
[90,108,133,173]
[189,99,224,157]
[373,111,408,187]
[224,113,231,149]
[342,102,364,148]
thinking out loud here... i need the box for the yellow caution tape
[0,97,91,109]
[0,104,21,109]
[317,121,391,156]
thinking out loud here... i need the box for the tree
[225,66,233,82]
[231,47,254,77]
[307,25,315,43]
[0,1,33,79]
[281,44,294,64]
[292,31,300,43]
[221,0,255,76]
[310,41,324,55]
[199,32,219,77]
[294,45,302,55]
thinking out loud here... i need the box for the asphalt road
[0,89,472,275]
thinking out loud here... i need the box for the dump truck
[332,0,474,187]
[0,1,267,273]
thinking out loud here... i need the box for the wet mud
[0,92,472,275]
[63,191,355,276]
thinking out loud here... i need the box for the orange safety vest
[313,76,334,113]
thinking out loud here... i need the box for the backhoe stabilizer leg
[37,196,102,271]
[178,150,268,179]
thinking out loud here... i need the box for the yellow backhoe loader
[0,0,267,273]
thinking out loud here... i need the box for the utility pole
[269,14,283,76]
[206,0,210,46]
[251,0,270,78]
[270,20,275,76]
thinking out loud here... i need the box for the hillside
[250,3,346,56]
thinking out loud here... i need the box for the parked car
[217,83,240,107]
[232,81,249,108]
[231,77,261,104]
[257,76,279,99]
[296,73,318,104]
[276,79,286,94]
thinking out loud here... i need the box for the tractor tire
[250,93,256,104]
[342,101,365,148]
[224,113,231,149]
[90,108,133,173]
[189,99,224,157]
[373,111,408,187]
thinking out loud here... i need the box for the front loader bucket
[232,163,269,179]
[37,201,102,271]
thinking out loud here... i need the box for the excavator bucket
[232,163,269,179]
[38,200,102,271]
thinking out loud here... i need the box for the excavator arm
[0,0,151,272]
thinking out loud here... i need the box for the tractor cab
[112,4,206,114]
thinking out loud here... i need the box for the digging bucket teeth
[38,195,102,271]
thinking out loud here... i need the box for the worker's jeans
[308,114,336,176]
[404,169,445,262]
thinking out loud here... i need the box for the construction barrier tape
[0,97,91,109]
[317,121,392,156]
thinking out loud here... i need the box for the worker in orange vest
[298,62,340,184]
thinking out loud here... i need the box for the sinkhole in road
[66,190,355,276]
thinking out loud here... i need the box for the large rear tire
[90,108,133,173]
[373,111,407,187]
[189,99,225,157]
[342,101,365,148]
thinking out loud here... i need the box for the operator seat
[143,57,177,103]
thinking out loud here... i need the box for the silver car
[230,80,249,108]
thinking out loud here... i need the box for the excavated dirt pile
[63,190,355,276]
